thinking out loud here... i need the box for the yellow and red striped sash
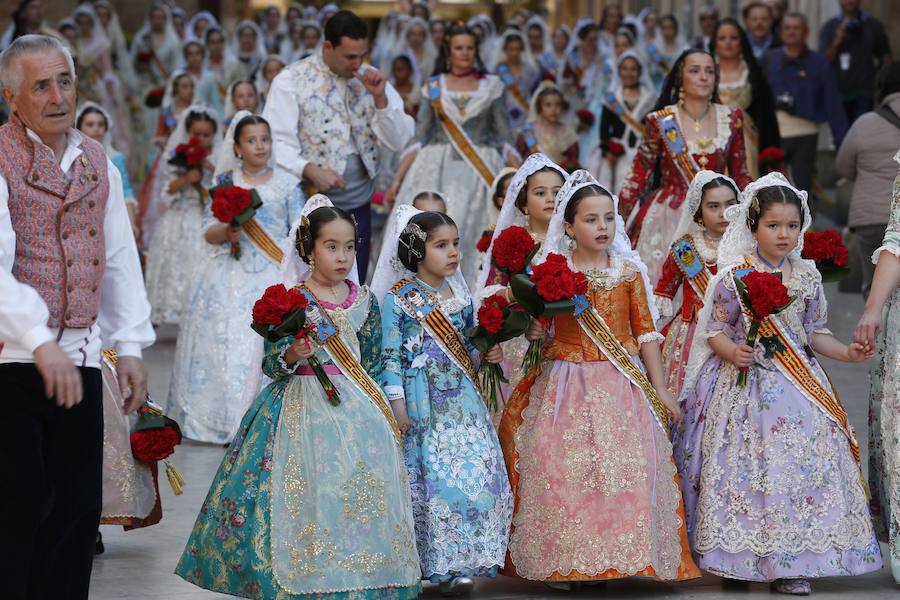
[243,218,284,265]
[300,286,402,444]
[427,77,494,187]
[573,296,670,432]
[390,278,480,387]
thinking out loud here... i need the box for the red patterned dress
[618,104,750,284]
[654,233,719,396]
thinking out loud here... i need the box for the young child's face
[311,219,357,282]
[523,170,565,229]
[564,193,616,253]
[235,123,271,169]
[188,120,216,149]
[233,83,259,112]
[754,203,802,262]
[538,93,563,123]
[78,112,107,143]
[419,224,460,279]
[699,186,737,237]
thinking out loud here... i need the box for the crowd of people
[1,0,899,599]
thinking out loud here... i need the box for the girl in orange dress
[504,170,699,588]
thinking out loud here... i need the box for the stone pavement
[90,282,898,598]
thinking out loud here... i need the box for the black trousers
[0,363,103,600]
[781,134,818,196]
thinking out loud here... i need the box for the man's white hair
[0,34,76,94]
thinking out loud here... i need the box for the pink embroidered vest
[0,116,108,328]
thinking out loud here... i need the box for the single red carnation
[759,146,785,164]
[477,303,505,335]
[476,231,493,253]
[185,141,209,166]
[492,226,536,274]
[482,293,509,311]
[604,140,625,157]
[576,108,595,126]
[131,427,180,462]
[741,270,791,318]
[531,253,584,302]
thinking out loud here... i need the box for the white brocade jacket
[263,51,414,180]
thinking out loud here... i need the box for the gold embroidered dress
[175,283,421,599]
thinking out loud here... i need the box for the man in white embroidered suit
[0,36,154,599]
[263,9,414,281]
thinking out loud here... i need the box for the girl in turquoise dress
[175,196,421,600]
[371,206,514,595]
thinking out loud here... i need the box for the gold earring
[524,209,531,230]
[678,85,686,106]
[309,256,316,272]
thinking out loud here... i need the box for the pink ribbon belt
[294,364,342,376]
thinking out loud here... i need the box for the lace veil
[540,169,660,322]
[671,170,741,242]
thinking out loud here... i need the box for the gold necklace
[680,103,713,166]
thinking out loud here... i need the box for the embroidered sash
[604,93,646,138]
[657,107,700,186]
[670,234,713,300]
[496,63,529,112]
[572,295,670,431]
[390,278,480,387]
[427,77,494,187]
[299,286,402,444]
[732,263,861,463]
[520,122,540,156]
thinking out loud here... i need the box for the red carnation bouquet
[492,226,540,275]
[802,229,850,282]
[511,253,589,374]
[476,229,494,254]
[209,184,263,260]
[489,226,543,373]
[733,269,794,386]
[576,108,595,130]
[144,86,165,108]
[759,146,786,175]
[603,140,626,158]
[467,293,530,412]
[130,400,186,496]
[251,284,340,405]
[168,136,210,204]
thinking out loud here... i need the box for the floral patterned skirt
[675,358,883,581]
[508,359,699,582]
[402,370,513,581]
[176,377,422,599]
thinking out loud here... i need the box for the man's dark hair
[324,10,368,47]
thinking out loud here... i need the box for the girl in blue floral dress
[372,206,514,595]
[175,196,421,600]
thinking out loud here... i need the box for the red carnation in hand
[576,108,595,127]
[211,186,254,224]
[492,226,537,274]
[531,253,588,302]
[131,427,180,462]
[741,270,791,318]
[803,229,850,269]
[477,304,505,335]
[252,284,309,326]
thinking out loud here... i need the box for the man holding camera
[764,13,847,195]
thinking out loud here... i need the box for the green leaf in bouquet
[232,190,264,226]
[819,265,850,283]
[272,309,307,340]
[510,273,577,317]
[466,325,496,354]
[498,309,531,341]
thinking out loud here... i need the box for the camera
[776,91,795,114]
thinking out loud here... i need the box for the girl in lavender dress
[674,173,882,595]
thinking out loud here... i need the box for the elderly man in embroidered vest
[0,35,154,600]
[264,9,414,281]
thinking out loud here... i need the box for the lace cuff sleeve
[275,347,299,376]
[385,385,405,402]
[637,331,665,345]
[655,295,675,320]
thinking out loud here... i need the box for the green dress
[175,282,422,599]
